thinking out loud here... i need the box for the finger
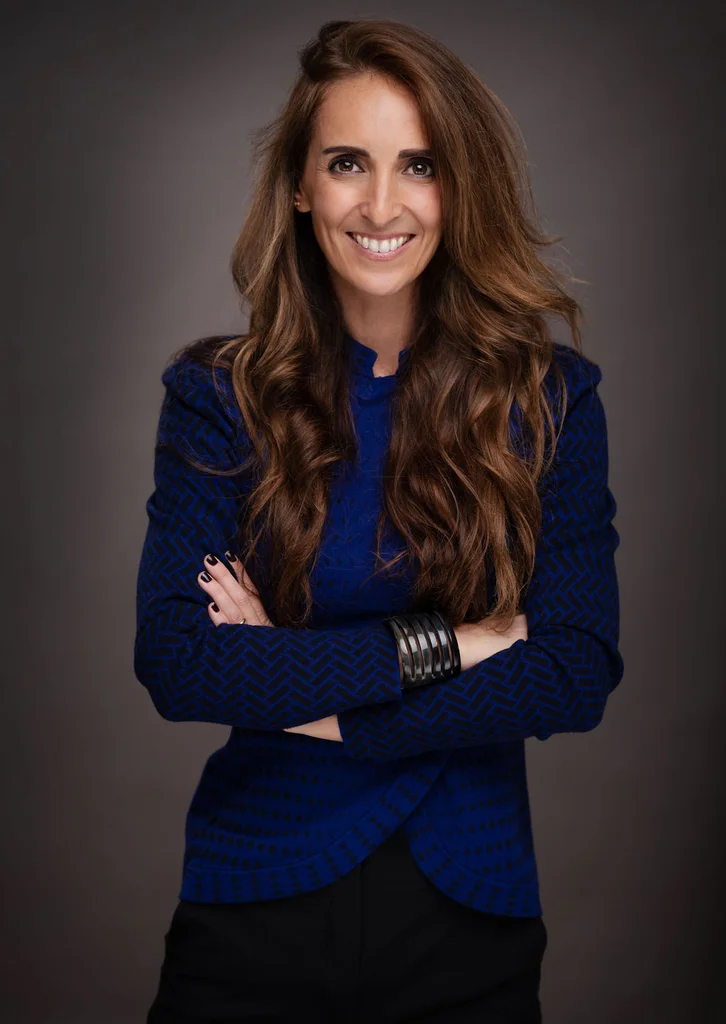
[207,599,231,627]
[224,550,259,594]
[206,552,272,626]
[225,552,267,612]
[198,565,255,624]
[201,553,260,616]
[200,553,268,625]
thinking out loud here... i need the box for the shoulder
[162,353,233,403]
[549,340,602,392]
[546,341,603,417]
[160,337,241,429]
[156,340,251,465]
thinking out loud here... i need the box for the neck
[333,274,418,365]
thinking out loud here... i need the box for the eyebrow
[321,145,433,159]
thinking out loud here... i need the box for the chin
[349,276,414,297]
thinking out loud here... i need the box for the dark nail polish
[200,571,212,582]
[225,550,238,562]
[211,602,219,612]
[205,553,218,565]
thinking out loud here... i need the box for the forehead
[312,73,427,147]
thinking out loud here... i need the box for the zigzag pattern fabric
[134,334,624,917]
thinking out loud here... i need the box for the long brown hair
[166,18,583,631]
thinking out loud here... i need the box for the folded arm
[338,355,625,762]
[134,357,405,729]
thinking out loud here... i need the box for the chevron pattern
[134,338,624,918]
[134,357,406,728]
[339,353,624,760]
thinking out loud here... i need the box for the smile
[346,232,416,260]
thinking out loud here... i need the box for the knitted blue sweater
[134,332,624,918]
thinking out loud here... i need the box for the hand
[196,552,342,742]
[284,715,343,742]
[197,550,275,627]
[467,611,528,642]
[454,612,528,672]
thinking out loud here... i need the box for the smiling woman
[294,71,443,334]
[138,16,623,1024]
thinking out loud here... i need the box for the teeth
[352,233,412,253]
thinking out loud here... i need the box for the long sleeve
[133,356,404,728]
[338,354,625,762]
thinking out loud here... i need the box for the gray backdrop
[2,1,724,1021]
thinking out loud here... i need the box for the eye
[328,156,362,175]
[406,160,435,178]
[328,156,435,178]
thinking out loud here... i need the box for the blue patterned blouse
[134,331,624,917]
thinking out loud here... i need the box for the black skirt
[146,825,547,1023]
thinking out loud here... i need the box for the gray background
[2,1,724,1021]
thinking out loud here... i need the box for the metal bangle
[384,609,461,690]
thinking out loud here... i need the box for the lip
[346,232,416,261]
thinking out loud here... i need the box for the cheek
[417,192,442,234]
[311,184,351,228]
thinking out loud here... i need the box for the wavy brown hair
[166,17,584,631]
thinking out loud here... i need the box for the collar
[345,330,411,383]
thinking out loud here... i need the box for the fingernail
[200,571,212,582]
[225,550,238,562]
[211,602,219,612]
[205,553,218,565]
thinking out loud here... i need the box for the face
[296,73,442,302]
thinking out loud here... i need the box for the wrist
[454,621,523,672]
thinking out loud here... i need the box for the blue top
[134,331,624,918]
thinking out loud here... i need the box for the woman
[136,18,624,1023]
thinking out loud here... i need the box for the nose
[359,172,404,228]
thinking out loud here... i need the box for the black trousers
[146,826,547,1023]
